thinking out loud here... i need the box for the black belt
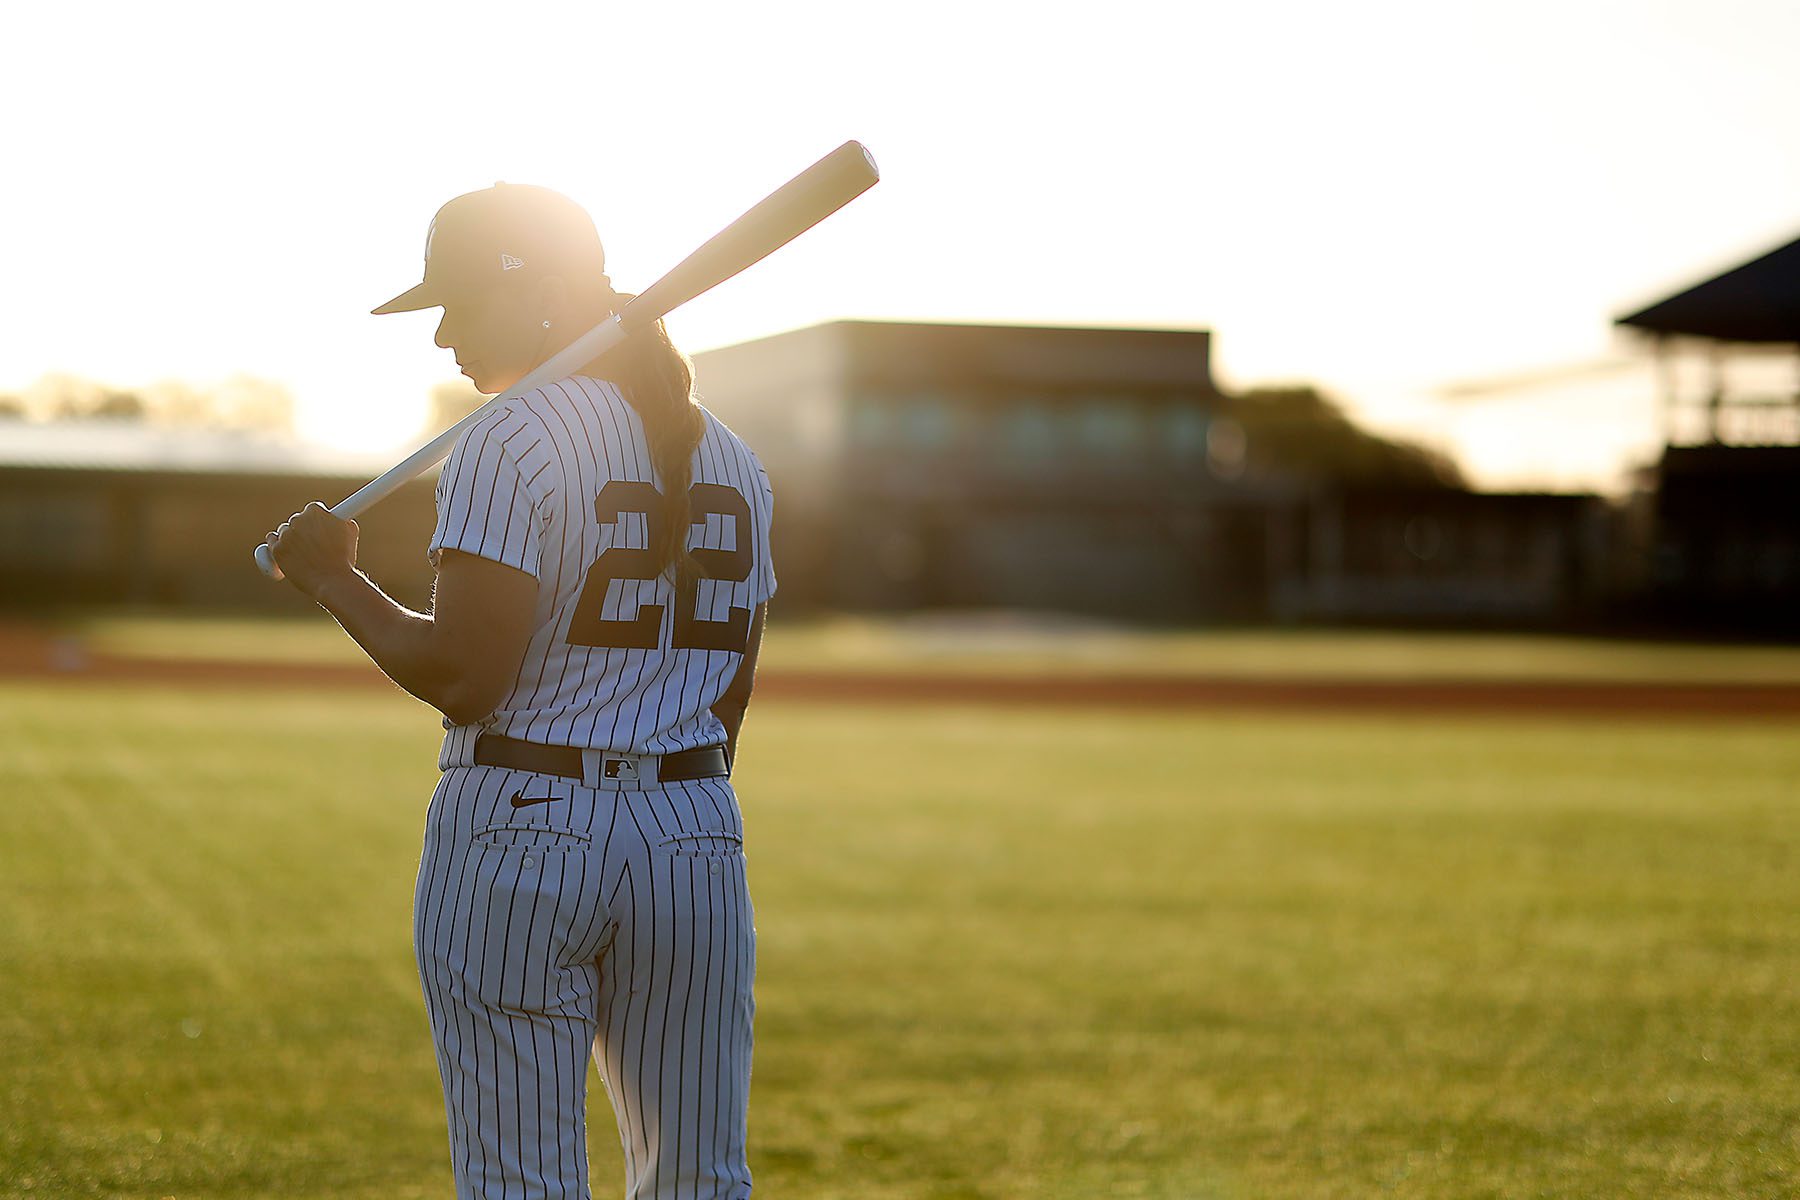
[473,734,728,784]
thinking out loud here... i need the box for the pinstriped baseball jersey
[428,375,775,763]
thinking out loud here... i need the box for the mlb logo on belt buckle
[584,749,652,788]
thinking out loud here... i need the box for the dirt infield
[3,621,1797,717]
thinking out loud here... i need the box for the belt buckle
[583,749,655,789]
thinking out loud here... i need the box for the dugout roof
[1616,232,1800,344]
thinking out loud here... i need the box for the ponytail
[593,294,705,588]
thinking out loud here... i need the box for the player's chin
[467,367,516,396]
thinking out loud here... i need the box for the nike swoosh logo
[510,792,556,809]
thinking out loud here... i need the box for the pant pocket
[473,823,592,852]
[653,831,745,859]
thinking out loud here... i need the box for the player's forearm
[312,571,487,722]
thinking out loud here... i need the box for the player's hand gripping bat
[255,141,879,579]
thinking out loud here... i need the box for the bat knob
[255,542,285,581]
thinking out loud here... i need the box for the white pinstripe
[415,376,769,1198]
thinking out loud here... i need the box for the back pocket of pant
[475,823,592,851]
[654,832,744,859]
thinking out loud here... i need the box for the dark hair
[590,296,705,588]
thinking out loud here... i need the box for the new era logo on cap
[500,254,524,270]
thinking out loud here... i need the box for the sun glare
[5,3,1799,493]
[295,388,432,456]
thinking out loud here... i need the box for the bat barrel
[622,141,879,331]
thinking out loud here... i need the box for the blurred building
[1273,486,1610,624]
[1642,446,1799,632]
[10,306,1781,632]
[695,322,1244,618]
[695,321,1607,625]
[0,421,437,611]
[1616,232,1800,634]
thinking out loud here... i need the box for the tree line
[1224,385,1463,488]
[0,374,294,432]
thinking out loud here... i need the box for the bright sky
[6,0,1800,492]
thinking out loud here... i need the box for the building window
[900,393,956,449]
[1076,397,1143,454]
[1167,406,1207,458]
[849,397,892,449]
[999,398,1059,465]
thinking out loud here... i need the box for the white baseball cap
[372,182,608,315]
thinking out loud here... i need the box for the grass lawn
[55,608,1800,685]
[1,683,1796,1198]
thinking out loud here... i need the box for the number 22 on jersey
[565,480,755,653]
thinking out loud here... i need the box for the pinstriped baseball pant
[414,764,755,1199]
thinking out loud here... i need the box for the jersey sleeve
[751,460,777,605]
[429,412,545,579]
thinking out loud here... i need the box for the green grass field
[2,673,1798,1197]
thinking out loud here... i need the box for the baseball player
[266,182,773,1199]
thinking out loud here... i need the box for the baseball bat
[256,139,879,579]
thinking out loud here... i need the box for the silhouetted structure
[1276,487,1608,623]
[1617,231,1800,634]
[1644,446,1799,632]
[1619,235,1800,345]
